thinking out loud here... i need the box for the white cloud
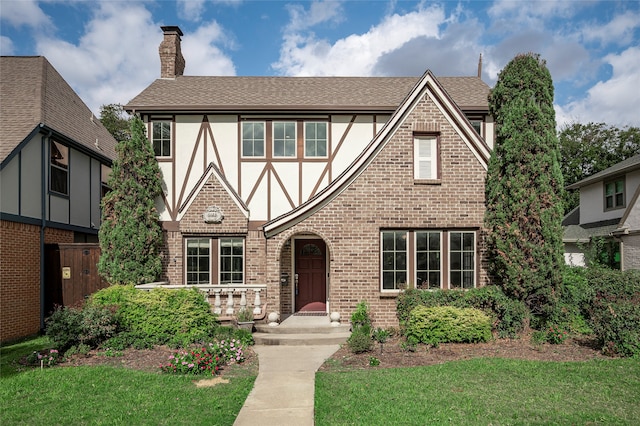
[0,36,15,55]
[284,0,345,32]
[177,0,206,22]
[555,47,640,127]
[0,0,53,29]
[580,10,640,46]
[273,3,446,76]
[182,23,236,76]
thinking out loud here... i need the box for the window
[470,119,482,136]
[604,178,625,210]
[414,136,438,180]
[450,232,475,289]
[220,238,244,284]
[416,231,441,289]
[242,122,265,157]
[273,122,296,157]
[101,164,112,198]
[305,122,327,157]
[50,140,68,195]
[186,238,210,285]
[381,231,408,290]
[380,230,476,291]
[152,121,171,157]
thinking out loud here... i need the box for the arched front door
[295,239,327,312]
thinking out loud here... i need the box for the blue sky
[1,0,639,128]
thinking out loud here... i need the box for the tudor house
[1,56,117,342]
[126,26,494,326]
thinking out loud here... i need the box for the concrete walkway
[233,344,340,426]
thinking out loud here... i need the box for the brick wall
[265,93,489,327]
[0,221,73,343]
[623,234,640,271]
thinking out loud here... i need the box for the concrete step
[254,323,350,334]
[253,331,351,346]
[252,314,351,345]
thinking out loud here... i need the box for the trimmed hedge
[397,286,527,338]
[89,285,218,348]
[587,268,640,358]
[406,306,492,345]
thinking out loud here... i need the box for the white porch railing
[135,283,267,317]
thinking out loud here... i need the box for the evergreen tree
[99,104,132,142]
[484,53,565,318]
[98,117,164,285]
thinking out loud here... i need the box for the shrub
[351,300,372,330]
[45,306,83,351]
[90,285,217,348]
[45,304,117,352]
[588,268,640,357]
[406,306,492,346]
[549,267,594,334]
[397,287,527,338]
[161,347,222,376]
[347,329,373,354]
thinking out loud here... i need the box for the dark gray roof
[563,223,620,243]
[125,75,490,113]
[0,56,117,163]
[567,154,640,189]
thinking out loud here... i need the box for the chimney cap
[161,26,183,36]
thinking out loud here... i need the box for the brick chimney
[159,26,185,78]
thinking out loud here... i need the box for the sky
[1,0,639,129]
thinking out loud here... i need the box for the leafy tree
[98,117,164,285]
[559,122,640,212]
[99,103,132,142]
[484,53,565,318]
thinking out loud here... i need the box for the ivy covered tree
[98,117,164,285]
[484,53,565,318]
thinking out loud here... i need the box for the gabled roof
[566,154,640,189]
[0,56,117,164]
[125,76,490,113]
[263,70,491,237]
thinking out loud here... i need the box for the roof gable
[0,56,117,164]
[567,154,640,189]
[263,70,490,237]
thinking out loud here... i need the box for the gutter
[40,124,52,332]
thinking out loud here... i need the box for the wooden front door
[295,239,327,311]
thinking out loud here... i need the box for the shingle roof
[125,75,490,113]
[0,56,117,164]
[566,154,640,189]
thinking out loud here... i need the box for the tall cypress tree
[98,117,164,285]
[484,53,565,318]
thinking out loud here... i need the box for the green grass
[0,335,50,378]
[316,358,640,425]
[0,337,255,426]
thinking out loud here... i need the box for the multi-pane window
[242,122,265,157]
[381,231,408,290]
[416,231,441,289]
[220,238,244,284]
[604,179,625,210]
[152,121,171,157]
[414,136,438,179]
[101,164,112,198]
[273,122,296,157]
[450,232,475,289]
[304,122,327,157]
[50,141,69,195]
[470,119,482,136]
[186,238,210,285]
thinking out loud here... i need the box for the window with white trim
[416,231,441,289]
[449,232,475,289]
[304,122,327,157]
[604,178,625,210]
[152,121,171,157]
[273,122,296,157]
[414,136,438,180]
[242,122,265,157]
[50,140,69,195]
[220,238,244,284]
[186,238,210,285]
[381,231,408,290]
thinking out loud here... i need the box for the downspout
[40,125,52,332]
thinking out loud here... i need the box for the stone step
[254,323,351,334]
[253,331,351,346]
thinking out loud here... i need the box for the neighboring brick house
[125,26,494,327]
[563,155,640,270]
[0,56,117,342]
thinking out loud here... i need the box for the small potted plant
[236,308,254,332]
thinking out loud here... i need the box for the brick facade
[0,220,73,343]
[623,234,640,271]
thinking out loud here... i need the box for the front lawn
[0,337,255,426]
[315,358,640,425]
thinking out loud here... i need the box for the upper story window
[242,122,265,157]
[50,140,69,195]
[305,122,327,157]
[101,164,112,198]
[273,122,296,157]
[414,135,439,180]
[152,121,171,157]
[469,118,483,136]
[604,178,625,210]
